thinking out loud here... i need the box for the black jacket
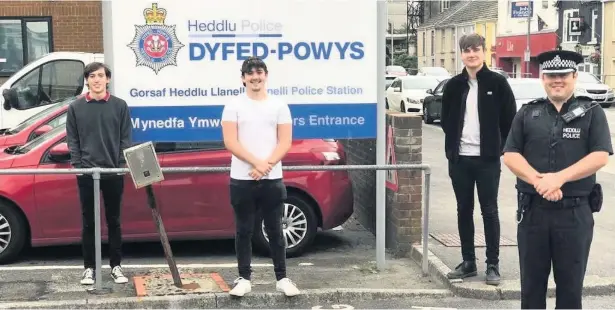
[440,64,517,162]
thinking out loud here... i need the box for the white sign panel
[105,0,378,142]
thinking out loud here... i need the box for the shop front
[494,31,558,78]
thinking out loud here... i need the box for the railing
[0,164,431,292]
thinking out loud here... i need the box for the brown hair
[458,33,486,52]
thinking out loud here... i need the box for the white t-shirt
[459,78,481,156]
[221,94,292,180]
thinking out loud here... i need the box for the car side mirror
[34,124,53,137]
[49,142,70,161]
[426,89,433,94]
[2,89,17,111]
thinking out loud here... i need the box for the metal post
[376,0,387,270]
[390,20,394,65]
[87,168,110,294]
[422,171,431,276]
[525,2,531,77]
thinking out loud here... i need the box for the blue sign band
[129,103,377,142]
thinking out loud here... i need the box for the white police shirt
[221,93,292,180]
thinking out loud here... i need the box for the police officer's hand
[534,172,566,197]
[543,189,563,202]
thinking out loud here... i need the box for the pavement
[412,105,615,300]
[0,216,451,309]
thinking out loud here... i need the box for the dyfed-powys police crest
[127,3,184,74]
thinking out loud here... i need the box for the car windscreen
[6,97,74,134]
[577,72,601,84]
[16,124,65,153]
[403,78,440,90]
[509,81,547,99]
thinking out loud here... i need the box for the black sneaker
[446,261,477,279]
[485,264,500,286]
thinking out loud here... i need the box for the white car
[575,72,614,108]
[386,76,441,113]
[417,66,452,78]
[507,78,547,111]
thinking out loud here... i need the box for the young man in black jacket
[440,34,517,286]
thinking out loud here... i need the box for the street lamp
[575,43,582,54]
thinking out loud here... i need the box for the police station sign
[104,0,377,142]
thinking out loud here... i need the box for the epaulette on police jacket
[527,97,548,105]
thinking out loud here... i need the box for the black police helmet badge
[537,50,583,74]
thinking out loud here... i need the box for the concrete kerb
[0,288,453,309]
[409,244,615,300]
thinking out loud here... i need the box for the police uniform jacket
[503,96,613,197]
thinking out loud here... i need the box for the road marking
[411,307,457,310]
[312,305,354,310]
[0,263,275,271]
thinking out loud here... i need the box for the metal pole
[422,171,431,276]
[376,0,387,270]
[390,20,394,65]
[145,185,183,287]
[525,2,531,77]
[101,0,115,93]
[93,168,102,290]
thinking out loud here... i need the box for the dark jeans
[518,195,594,309]
[230,178,287,281]
[77,175,124,269]
[448,156,501,265]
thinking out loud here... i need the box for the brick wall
[340,111,423,257]
[0,1,103,53]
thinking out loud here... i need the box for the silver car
[575,72,614,108]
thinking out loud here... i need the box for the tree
[393,52,417,71]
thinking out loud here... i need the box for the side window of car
[436,80,448,95]
[40,60,85,102]
[46,113,67,128]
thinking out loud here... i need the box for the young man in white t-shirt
[221,56,300,297]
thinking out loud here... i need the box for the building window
[563,9,580,43]
[542,0,548,9]
[451,28,456,51]
[431,30,435,56]
[422,32,426,56]
[441,0,450,12]
[440,59,445,68]
[590,9,598,44]
[440,29,445,52]
[0,17,53,77]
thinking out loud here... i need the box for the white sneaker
[229,277,251,297]
[80,268,94,285]
[276,278,300,296]
[111,266,128,284]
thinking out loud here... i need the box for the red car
[0,126,353,263]
[0,96,75,148]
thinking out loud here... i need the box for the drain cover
[430,232,517,247]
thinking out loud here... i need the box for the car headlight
[575,88,586,93]
[407,98,418,104]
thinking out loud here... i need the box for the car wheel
[253,193,318,258]
[400,101,406,113]
[423,104,434,124]
[0,202,27,264]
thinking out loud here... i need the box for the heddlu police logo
[127,3,184,74]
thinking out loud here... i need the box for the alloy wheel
[262,203,308,249]
[0,214,12,254]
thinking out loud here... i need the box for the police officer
[502,49,613,309]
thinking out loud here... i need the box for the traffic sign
[103,0,378,142]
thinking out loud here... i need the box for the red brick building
[0,1,103,82]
